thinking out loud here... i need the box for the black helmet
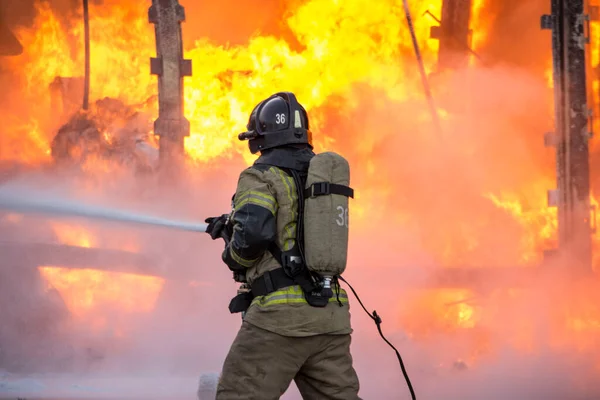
[238,92,312,154]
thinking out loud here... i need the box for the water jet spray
[0,187,208,233]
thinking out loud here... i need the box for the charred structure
[542,0,594,272]
[429,0,473,71]
[149,0,192,171]
[50,98,158,173]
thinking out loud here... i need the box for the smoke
[320,62,554,268]
[306,53,597,400]
[0,162,242,394]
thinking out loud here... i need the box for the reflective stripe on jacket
[222,161,302,285]
[251,285,349,307]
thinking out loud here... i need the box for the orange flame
[38,266,164,332]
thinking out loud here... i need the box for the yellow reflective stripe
[235,197,277,215]
[270,167,297,251]
[273,168,294,205]
[229,246,259,268]
[236,191,276,207]
[282,222,296,251]
[251,285,349,307]
[234,191,277,215]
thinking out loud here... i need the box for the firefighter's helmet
[238,92,312,154]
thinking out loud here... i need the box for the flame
[484,192,558,264]
[49,221,139,252]
[402,289,480,334]
[470,0,488,54]
[182,0,445,163]
[51,221,96,248]
[38,266,164,332]
[6,0,447,165]
[43,222,145,330]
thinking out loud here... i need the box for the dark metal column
[542,0,593,272]
[148,0,192,171]
[429,0,473,71]
[82,0,90,111]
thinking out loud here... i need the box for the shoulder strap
[263,166,340,307]
[265,166,316,292]
[289,168,307,262]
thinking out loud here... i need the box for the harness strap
[251,267,296,297]
[267,241,316,294]
[268,240,284,266]
[304,182,354,199]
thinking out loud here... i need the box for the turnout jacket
[222,146,352,337]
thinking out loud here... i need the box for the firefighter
[205,92,361,399]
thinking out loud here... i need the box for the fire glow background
[2,0,600,398]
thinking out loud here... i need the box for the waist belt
[251,268,296,296]
[229,268,296,314]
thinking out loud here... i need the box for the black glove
[205,214,232,243]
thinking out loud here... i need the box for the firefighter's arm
[222,168,278,272]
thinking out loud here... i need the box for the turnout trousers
[216,321,361,400]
